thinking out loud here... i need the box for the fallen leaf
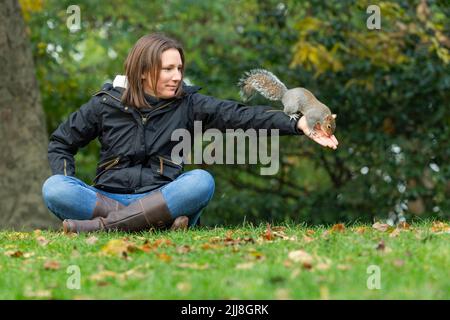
[178,263,209,270]
[176,282,192,293]
[261,224,274,241]
[4,250,24,258]
[372,222,390,232]
[201,243,222,250]
[275,288,291,300]
[303,235,314,243]
[86,236,98,245]
[288,250,313,269]
[90,270,118,281]
[156,253,172,262]
[393,259,405,267]
[389,228,401,238]
[36,236,50,246]
[23,287,51,298]
[397,221,410,229]
[316,262,331,271]
[355,226,368,234]
[376,240,386,251]
[375,240,392,253]
[100,239,137,258]
[290,268,301,279]
[331,223,346,233]
[430,221,450,234]
[43,260,60,270]
[337,264,351,270]
[306,229,315,236]
[176,245,191,254]
[235,262,254,270]
[23,252,35,259]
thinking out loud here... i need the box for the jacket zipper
[98,156,121,169]
[93,156,121,183]
[135,100,177,125]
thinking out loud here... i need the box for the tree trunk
[0,0,59,230]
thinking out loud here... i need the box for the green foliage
[26,0,449,225]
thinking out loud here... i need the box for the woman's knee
[187,169,215,201]
[42,174,70,205]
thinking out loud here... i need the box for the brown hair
[121,33,185,108]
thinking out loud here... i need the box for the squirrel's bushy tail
[238,69,288,102]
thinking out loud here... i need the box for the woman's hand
[297,116,339,150]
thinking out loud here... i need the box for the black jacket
[48,81,303,194]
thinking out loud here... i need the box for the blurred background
[1,0,449,229]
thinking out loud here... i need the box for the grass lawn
[0,220,448,299]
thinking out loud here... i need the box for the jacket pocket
[92,155,122,185]
[151,155,182,181]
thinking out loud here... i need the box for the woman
[42,33,338,234]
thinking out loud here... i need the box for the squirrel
[238,68,336,137]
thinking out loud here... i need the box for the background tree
[0,0,59,230]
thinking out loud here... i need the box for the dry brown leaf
[272,226,287,232]
[306,229,315,236]
[201,243,222,250]
[100,239,137,258]
[375,240,392,253]
[43,260,60,270]
[275,288,291,300]
[261,224,274,241]
[389,228,401,238]
[337,264,351,270]
[23,252,35,259]
[176,282,192,293]
[156,253,172,262]
[290,268,301,279]
[23,287,51,298]
[4,250,24,258]
[288,250,313,269]
[86,236,98,245]
[372,222,390,232]
[316,262,331,271]
[397,221,410,229]
[393,259,405,268]
[331,223,346,233]
[36,236,50,247]
[235,262,255,270]
[355,226,368,234]
[430,221,450,234]
[303,235,314,243]
[248,251,266,261]
[176,245,191,254]
[90,270,118,281]
[178,262,209,270]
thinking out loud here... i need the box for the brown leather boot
[92,193,125,218]
[63,190,174,233]
[170,216,189,231]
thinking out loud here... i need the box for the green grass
[0,220,448,299]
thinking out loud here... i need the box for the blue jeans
[41,169,215,227]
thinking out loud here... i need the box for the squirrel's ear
[332,114,337,119]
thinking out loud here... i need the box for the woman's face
[143,48,183,99]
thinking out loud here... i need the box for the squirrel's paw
[288,114,300,121]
